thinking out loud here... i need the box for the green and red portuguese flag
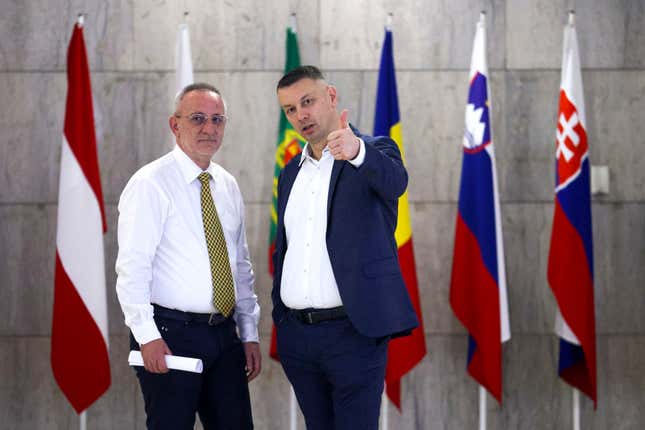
[269,25,306,360]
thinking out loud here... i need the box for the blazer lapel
[327,160,345,219]
[278,155,302,226]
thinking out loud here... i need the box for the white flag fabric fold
[176,23,194,94]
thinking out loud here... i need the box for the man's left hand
[327,109,360,160]
[243,342,261,382]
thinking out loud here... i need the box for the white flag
[176,23,194,93]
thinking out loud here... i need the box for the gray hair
[174,82,228,113]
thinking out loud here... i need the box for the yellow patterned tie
[198,172,235,317]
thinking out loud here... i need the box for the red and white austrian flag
[51,21,111,414]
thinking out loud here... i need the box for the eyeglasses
[176,113,228,127]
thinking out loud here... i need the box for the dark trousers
[276,312,389,430]
[130,313,253,430]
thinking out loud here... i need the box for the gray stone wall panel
[501,70,560,202]
[397,71,466,202]
[408,202,461,334]
[585,70,645,202]
[498,334,571,430]
[502,203,556,334]
[506,0,567,69]
[321,0,505,70]
[384,335,477,430]
[0,0,134,72]
[0,336,137,429]
[593,203,645,334]
[133,0,320,71]
[0,205,56,336]
[0,73,66,203]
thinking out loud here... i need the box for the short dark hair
[277,65,325,90]
[174,82,226,112]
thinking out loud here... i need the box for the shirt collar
[172,145,218,184]
[298,143,331,167]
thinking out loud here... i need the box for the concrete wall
[1,0,644,428]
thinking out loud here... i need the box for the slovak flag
[547,16,597,407]
[450,14,510,403]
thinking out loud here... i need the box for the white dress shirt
[281,140,365,309]
[116,146,259,345]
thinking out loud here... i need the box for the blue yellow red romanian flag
[374,28,427,410]
[547,17,597,407]
[449,16,510,403]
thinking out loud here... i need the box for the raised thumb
[339,109,349,129]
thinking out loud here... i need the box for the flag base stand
[479,386,487,430]
[573,388,580,430]
[289,386,297,430]
[381,390,389,430]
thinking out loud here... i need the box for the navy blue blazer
[271,127,419,339]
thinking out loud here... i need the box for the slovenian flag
[547,15,597,407]
[450,15,510,403]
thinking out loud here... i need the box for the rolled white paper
[128,350,203,373]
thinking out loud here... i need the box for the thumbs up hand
[327,109,360,160]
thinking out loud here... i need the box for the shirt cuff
[235,314,260,343]
[130,319,162,346]
[347,138,365,167]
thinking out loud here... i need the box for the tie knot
[198,172,211,185]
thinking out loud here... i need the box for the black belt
[290,306,347,325]
[153,304,231,326]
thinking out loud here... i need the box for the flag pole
[77,12,88,430]
[477,12,488,430]
[573,388,580,430]
[289,12,297,34]
[290,386,297,430]
[281,13,298,430]
[379,13,392,428]
[286,13,298,430]
[567,11,581,430]
[479,386,487,430]
[381,388,389,430]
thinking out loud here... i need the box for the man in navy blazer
[272,65,418,430]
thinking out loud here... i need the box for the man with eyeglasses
[116,82,260,430]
